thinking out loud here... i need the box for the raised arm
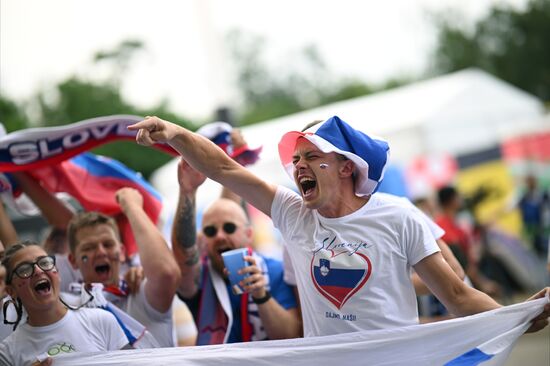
[11,171,74,230]
[171,158,206,298]
[0,202,18,248]
[116,187,181,312]
[128,117,277,216]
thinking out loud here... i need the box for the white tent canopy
[151,68,547,230]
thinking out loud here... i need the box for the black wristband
[252,290,271,305]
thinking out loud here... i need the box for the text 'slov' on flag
[0,115,177,172]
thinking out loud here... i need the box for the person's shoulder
[275,185,301,200]
[260,254,283,267]
[369,193,417,217]
[74,307,101,316]
[74,307,114,322]
[372,192,412,207]
[258,254,285,277]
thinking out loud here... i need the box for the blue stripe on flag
[71,153,161,200]
[103,304,138,345]
[445,348,493,366]
[313,267,364,287]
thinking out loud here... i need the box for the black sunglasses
[7,255,56,284]
[203,222,238,238]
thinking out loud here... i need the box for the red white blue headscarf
[278,116,390,197]
[196,122,262,166]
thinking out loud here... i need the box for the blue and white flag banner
[0,115,176,172]
[55,297,548,366]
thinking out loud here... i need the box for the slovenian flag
[196,121,262,166]
[28,152,162,256]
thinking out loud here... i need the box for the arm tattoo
[183,247,200,266]
[174,195,198,251]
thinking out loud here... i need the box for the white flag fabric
[54,297,548,366]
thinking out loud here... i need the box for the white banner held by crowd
[55,296,548,366]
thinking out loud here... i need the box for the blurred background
[1,0,549,362]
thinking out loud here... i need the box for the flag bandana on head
[196,121,262,166]
[278,116,390,196]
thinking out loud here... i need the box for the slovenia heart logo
[310,249,372,310]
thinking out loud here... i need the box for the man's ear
[244,226,254,246]
[119,243,127,263]
[338,160,355,178]
[68,252,79,270]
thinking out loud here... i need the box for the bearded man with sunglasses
[172,159,300,345]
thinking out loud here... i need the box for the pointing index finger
[127,116,156,131]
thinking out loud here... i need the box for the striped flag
[29,152,162,256]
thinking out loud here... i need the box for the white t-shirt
[0,308,127,366]
[272,186,440,337]
[375,193,445,240]
[107,279,175,348]
[283,193,445,286]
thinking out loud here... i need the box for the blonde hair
[68,212,120,253]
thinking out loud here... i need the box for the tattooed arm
[171,158,207,298]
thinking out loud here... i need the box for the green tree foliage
[227,30,414,125]
[29,40,192,179]
[0,95,27,132]
[432,0,550,101]
[94,39,145,88]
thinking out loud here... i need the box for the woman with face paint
[0,241,129,366]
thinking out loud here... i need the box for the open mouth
[34,279,52,295]
[95,264,111,275]
[300,177,317,197]
[217,247,232,255]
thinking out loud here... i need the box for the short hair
[437,186,458,207]
[300,120,324,132]
[2,240,41,284]
[68,212,120,253]
[42,227,68,255]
